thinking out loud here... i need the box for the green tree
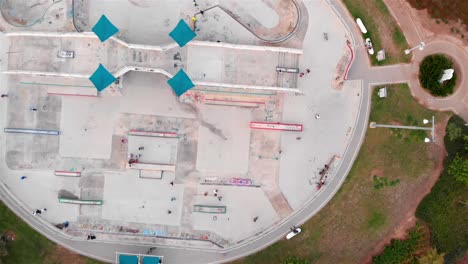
[0,235,8,257]
[446,122,462,141]
[418,54,456,96]
[282,256,311,264]
[448,155,468,186]
[464,135,468,151]
[418,248,445,264]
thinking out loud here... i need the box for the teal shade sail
[89,64,116,92]
[92,15,119,42]
[118,255,138,264]
[169,19,196,47]
[167,69,195,96]
[142,256,161,264]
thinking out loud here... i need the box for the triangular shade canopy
[169,19,196,47]
[92,15,119,42]
[167,69,195,96]
[89,64,116,92]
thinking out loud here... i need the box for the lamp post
[405,42,425,55]
[424,115,435,143]
[369,116,435,143]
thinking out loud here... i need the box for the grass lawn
[0,202,102,264]
[343,0,410,65]
[232,84,449,264]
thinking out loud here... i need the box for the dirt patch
[362,114,450,263]
[4,230,16,241]
[372,14,400,59]
[406,0,468,26]
[46,245,89,264]
[369,168,384,180]
[404,1,468,45]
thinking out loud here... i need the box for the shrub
[416,115,468,262]
[448,155,468,186]
[419,55,457,96]
[0,235,7,257]
[418,248,445,264]
[372,227,423,264]
[282,256,311,264]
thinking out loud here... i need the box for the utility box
[57,50,75,58]
[378,87,387,98]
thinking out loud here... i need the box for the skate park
[0,0,367,263]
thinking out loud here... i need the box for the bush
[372,227,423,264]
[0,235,7,257]
[416,115,468,262]
[419,55,457,96]
[282,256,311,264]
[448,155,468,186]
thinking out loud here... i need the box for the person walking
[33,209,42,215]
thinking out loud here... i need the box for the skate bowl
[0,0,63,27]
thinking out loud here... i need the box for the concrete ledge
[127,162,176,172]
[54,171,81,177]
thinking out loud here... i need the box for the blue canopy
[92,15,119,42]
[167,69,195,96]
[169,19,196,47]
[142,256,161,264]
[89,64,116,92]
[119,255,138,264]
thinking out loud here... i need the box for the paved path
[383,0,468,121]
[335,0,467,121]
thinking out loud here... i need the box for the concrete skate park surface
[0,0,367,262]
[75,0,303,46]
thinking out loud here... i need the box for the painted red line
[205,98,265,104]
[47,92,97,97]
[250,122,303,132]
[250,127,303,132]
[344,40,354,80]
[250,121,303,127]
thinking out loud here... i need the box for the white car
[365,38,374,55]
[286,227,301,240]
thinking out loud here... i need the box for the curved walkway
[383,0,468,121]
[215,0,305,44]
[408,40,468,120]
[337,0,468,121]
